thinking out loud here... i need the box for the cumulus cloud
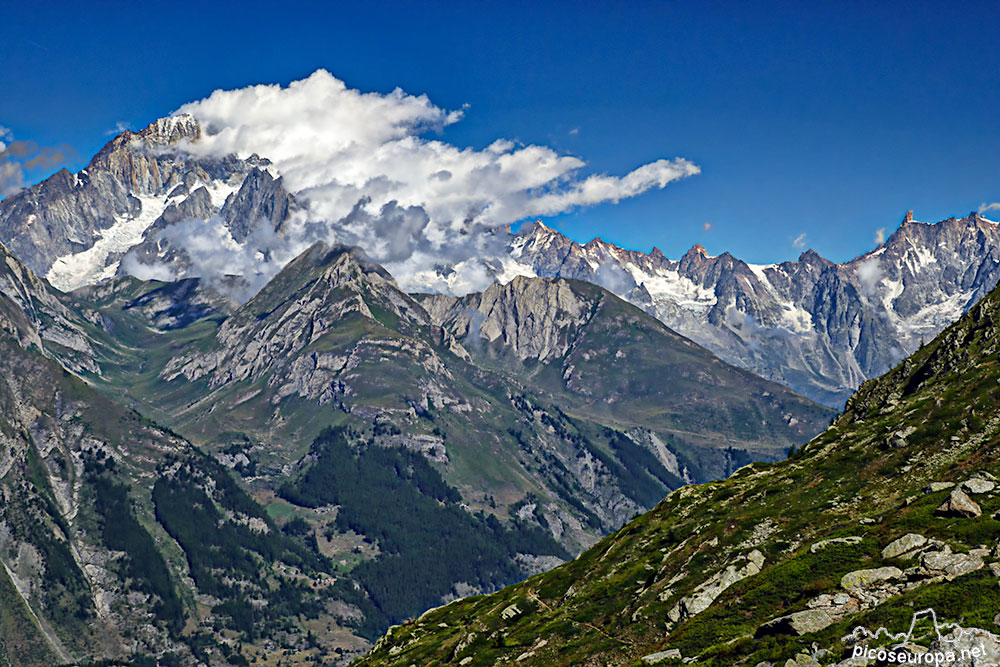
[592,261,638,295]
[791,232,807,249]
[0,128,24,196]
[979,202,1000,216]
[874,227,886,244]
[166,70,698,294]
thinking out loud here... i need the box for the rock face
[421,275,833,481]
[498,215,1000,406]
[0,115,292,292]
[882,533,928,559]
[936,487,982,517]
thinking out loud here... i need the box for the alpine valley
[0,120,836,665]
[0,113,998,667]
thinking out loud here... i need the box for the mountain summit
[503,212,1000,406]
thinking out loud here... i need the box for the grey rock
[921,549,984,578]
[810,536,863,553]
[668,550,765,623]
[926,482,956,493]
[757,609,834,637]
[936,488,982,517]
[962,478,996,494]
[882,533,928,559]
[841,566,903,590]
[641,649,682,664]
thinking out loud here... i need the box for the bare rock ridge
[0,115,294,291]
[504,212,1000,406]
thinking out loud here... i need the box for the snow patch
[47,194,169,291]
[632,268,717,313]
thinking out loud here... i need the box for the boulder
[641,649,682,664]
[841,566,903,590]
[757,609,834,637]
[926,482,956,493]
[810,536,863,553]
[963,478,996,494]
[936,488,982,518]
[668,550,764,622]
[882,533,927,559]
[921,549,984,578]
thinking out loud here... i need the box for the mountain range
[3,116,999,409]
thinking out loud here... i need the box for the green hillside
[356,261,1000,666]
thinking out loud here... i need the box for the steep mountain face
[498,211,1000,406]
[357,268,1000,667]
[0,243,370,666]
[0,115,296,291]
[420,275,830,468]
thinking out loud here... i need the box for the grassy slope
[0,567,59,667]
[355,274,1000,666]
[427,279,834,471]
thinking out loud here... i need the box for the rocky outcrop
[936,487,982,517]
[882,533,928,559]
[667,550,764,623]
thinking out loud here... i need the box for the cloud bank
[164,70,698,294]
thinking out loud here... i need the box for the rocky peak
[797,248,832,268]
[519,220,558,239]
[136,114,202,145]
[222,167,295,242]
[437,276,598,362]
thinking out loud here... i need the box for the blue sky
[1,0,998,264]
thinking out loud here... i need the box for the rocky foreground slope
[356,253,1000,666]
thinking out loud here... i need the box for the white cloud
[979,202,1000,215]
[791,232,807,249]
[702,221,712,232]
[568,127,579,136]
[874,227,886,245]
[105,120,132,136]
[856,257,883,298]
[168,70,698,294]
